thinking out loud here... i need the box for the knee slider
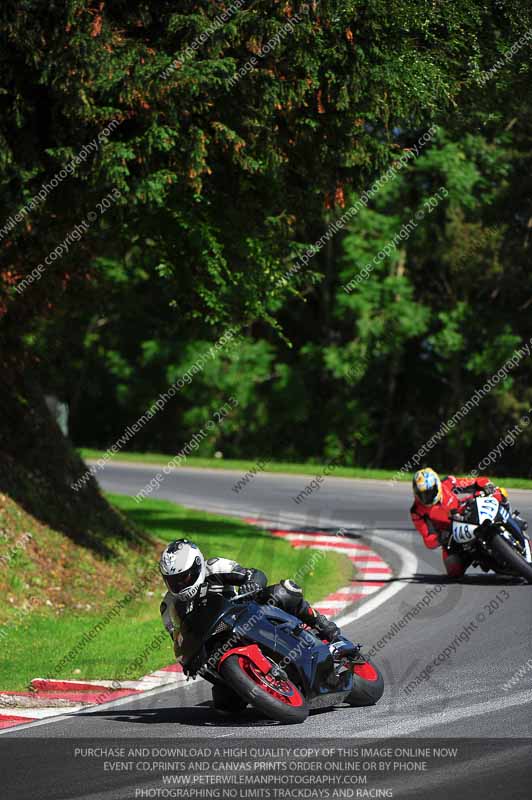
[281,579,303,597]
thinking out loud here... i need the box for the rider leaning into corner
[410,467,514,577]
[159,538,341,709]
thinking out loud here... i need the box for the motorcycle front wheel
[219,654,309,724]
[491,534,532,583]
[346,660,385,707]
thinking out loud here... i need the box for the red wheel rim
[237,656,304,707]
[353,662,379,682]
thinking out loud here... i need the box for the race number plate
[476,496,499,523]
[452,520,478,544]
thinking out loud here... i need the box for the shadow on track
[75,702,339,728]
[406,572,526,586]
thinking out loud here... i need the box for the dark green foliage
[2,1,532,492]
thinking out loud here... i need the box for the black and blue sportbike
[179,590,384,724]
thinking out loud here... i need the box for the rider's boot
[442,550,468,578]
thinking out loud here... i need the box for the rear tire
[492,534,532,583]
[220,654,309,724]
[346,660,384,707]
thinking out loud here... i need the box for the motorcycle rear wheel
[491,534,532,583]
[220,654,309,724]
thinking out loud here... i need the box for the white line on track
[355,687,532,738]
[141,499,367,532]
[334,533,418,626]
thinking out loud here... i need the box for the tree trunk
[374,251,406,466]
[0,354,147,557]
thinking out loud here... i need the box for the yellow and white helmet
[413,468,442,506]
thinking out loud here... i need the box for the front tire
[492,534,532,583]
[212,683,248,713]
[346,660,384,706]
[219,654,309,724]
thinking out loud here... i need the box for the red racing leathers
[410,476,503,576]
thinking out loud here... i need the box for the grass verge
[0,493,353,692]
[80,448,532,490]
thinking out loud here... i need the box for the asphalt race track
[3,463,532,799]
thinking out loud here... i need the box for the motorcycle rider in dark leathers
[159,538,340,709]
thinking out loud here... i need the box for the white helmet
[159,539,206,600]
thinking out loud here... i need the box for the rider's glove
[241,568,267,596]
[172,630,184,662]
[240,581,262,595]
[308,608,341,642]
[438,529,451,546]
